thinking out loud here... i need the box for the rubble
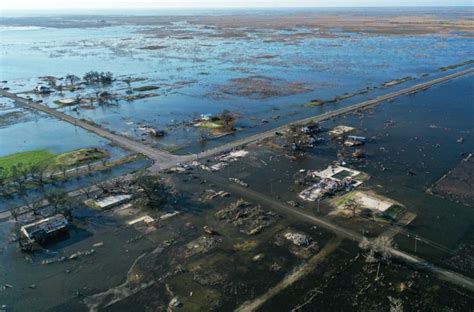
[128,216,155,225]
[185,236,221,257]
[202,189,230,201]
[168,296,182,309]
[216,150,249,162]
[215,199,279,235]
[160,211,180,220]
[229,177,249,187]
[298,165,365,201]
[329,125,355,136]
[284,122,322,156]
[138,126,166,137]
[352,149,365,158]
[284,232,310,247]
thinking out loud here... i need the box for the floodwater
[0,8,473,312]
[1,9,473,152]
[218,74,474,278]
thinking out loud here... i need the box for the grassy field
[0,150,55,174]
[0,148,109,177]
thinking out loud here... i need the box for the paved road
[0,89,183,170]
[1,67,473,172]
[190,67,474,162]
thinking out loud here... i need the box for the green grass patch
[440,60,474,71]
[0,150,55,175]
[382,204,405,219]
[196,121,225,129]
[305,99,325,107]
[353,172,370,182]
[234,240,258,252]
[54,148,109,167]
[0,148,109,178]
[132,85,160,92]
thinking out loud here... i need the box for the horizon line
[2,5,474,12]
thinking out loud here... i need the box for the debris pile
[284,232,310,247]
[329,125,355,137]
[299,177,359,201]
[215,199,279,235]
[185,236,221,258]
[229,177,249,187]
[285,122,322,156]
[202,189,230,201]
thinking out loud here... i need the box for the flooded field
[1,9,473,152]
[0,7,473,312]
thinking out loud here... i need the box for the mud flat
[429,153,474,206]
[218,75,311,99]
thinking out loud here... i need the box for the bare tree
[344,198,361,217]
[388,296,404,312]
[96,181,112,195]
[10,164,28,194]
[44,189,74,220]
[0,167,9,195]
[22,195,44,216]
[30,163,50,190]
[124,77,133,93]
[79,186,93,199]
[359,236,394,264]
[134,174,170,209]
[198,129,209,146]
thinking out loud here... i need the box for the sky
[1,0,472,11]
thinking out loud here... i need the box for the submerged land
[0,7,474,312]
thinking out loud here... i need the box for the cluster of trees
[217,109,236,133]
[1,163,53,196]
[65,74,80,86]
[83,71,114,84]
[82,174,172,210]
[133,174,172,209]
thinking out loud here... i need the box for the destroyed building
[20,214,69,245]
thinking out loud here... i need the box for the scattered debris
[215,199,279,235]
[284,232,310,247]
[329,125,355,136]
[160,211,180,220]
[299,166,364,202]
[203,225,218,235]
[138,126,166,137]
[169,296,182,309]
[229,177,249,187]
[128,215,155,225]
